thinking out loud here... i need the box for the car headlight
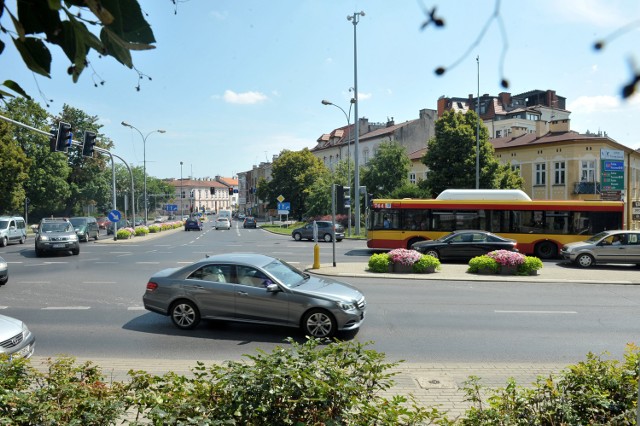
[337,301,356,311]
[69,234,78,242]
[39,235,49,241]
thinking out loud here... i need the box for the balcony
[573,181,600,194]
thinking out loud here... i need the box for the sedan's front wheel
[323,233,333,242]
[425,249,439,259]
[575,253,594,268]
[171,300,200,329]
[293,232,302,241]
[302,309,336,338]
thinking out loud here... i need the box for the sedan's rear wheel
[575,253,594,268]
[425,249,439,259]
[0,237,6,247]
[293,232,302,241]
[323,233,333,242]
[302,309,336,338]
[171,300,200,329]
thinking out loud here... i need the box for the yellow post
[312,243,320,269]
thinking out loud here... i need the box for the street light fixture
[321,98,355,235]
[347,10,364,235]
[121,121,166,225]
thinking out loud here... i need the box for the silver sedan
[142,253,366,338]
[560,230,640,267]
[0,314,36,359]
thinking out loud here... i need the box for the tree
[0,0,156,99]
[263,149,329,221]
[422,110,522,197]
[0,119,30,214]
[361,141,411,199]
[305,159,351,217]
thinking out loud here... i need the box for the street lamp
[180,161,184,219]
[348,10,364,235]
[121,121,166,225]
[321,98,355,235]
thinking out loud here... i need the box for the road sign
[277,201,290,215]
[277,195,285,203]
[107,210,121,222]
[164,204,178,212]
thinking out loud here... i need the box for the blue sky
[2,0,639,180]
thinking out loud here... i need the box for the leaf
[12,36,52,77]
[101,0,156,44]
[100,27,133,68]
[17,0,62,36]
[1,80,32,99]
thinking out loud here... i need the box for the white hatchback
[215,217,231,230]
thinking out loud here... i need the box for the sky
[2,0,640,180]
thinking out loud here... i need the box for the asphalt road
[1,220,639,365]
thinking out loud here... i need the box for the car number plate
[52,244,65,248]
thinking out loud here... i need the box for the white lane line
[128,306,146,310]
[495,310,577,314]
[0,306,7,309]
[96,262,118,264]
[42,306,91,310]
[82,281,116,284]
[18,281,51,284]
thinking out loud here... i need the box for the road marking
[83,281,116,284]
[96,261,118,264]
[42,306,91,310]
[0,306,7,310]
[16,281,50,284]
[495,310,577,314]
[128,306,146,310]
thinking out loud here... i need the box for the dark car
[292,221,344,242]
[411,230,518,261]
[243,217,257,229]
[69,216,99,242]
[184,218,203,231]
[142,253,366,338]
[106,219,131,235]
[96,216,109,230]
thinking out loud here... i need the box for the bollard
[312,243,320,269]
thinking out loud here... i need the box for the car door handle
[185,284,204,289]
[237,291,249,296]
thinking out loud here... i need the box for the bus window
[404,210,428,230]
[545,211,569,234]
[432,210,455,231]
[371,209,400,230]
[454,211,480,229]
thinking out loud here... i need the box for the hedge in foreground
[1,340,639,424]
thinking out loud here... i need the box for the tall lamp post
[121,122,166,225]
[321,98,354,235]
[475,55,480,189]
[348,10,364,235]
[180,161,184,219]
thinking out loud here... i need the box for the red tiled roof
[490,131,623,150]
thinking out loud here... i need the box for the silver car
[0,256,7,286]
[0,314,35,359]
[142,253,366,338]
[560,230,640,268]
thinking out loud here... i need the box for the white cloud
[568,95,621,114]
[550,0,630,27]
[223,90,268,105]
[358,92,372,101]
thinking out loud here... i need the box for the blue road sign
[108,210,122,222]
[165,204,178,212]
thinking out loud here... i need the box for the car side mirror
[265,283,280,292]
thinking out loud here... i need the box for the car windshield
[262,259,307,288]
[585,231,610,243]
[69,218,85,226]
[41,223,71,232]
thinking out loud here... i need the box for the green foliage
[0,120,31,214]
[1,1,155,99]
[147,224,161,233]
[390,182,429,199]
[518,256,543,275]
[368,252,391,273]
[467,255,499,273]
[361,141,411,198]
[412,254,441,273]
[116,229,131,239]
[134,226,149,236]
[422,110,522,197]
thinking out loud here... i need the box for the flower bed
[368,249,440,274]
[468,250,542,275]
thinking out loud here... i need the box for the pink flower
[487,250,525,266]
[388,248,422,266]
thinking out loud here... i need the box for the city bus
[366,189,624,258]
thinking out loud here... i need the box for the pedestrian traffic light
[228,187,234,196]
[82,131,96,157]
[55,122,73,152]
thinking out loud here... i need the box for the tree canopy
[361,141,411,199]
[421,110,523,197]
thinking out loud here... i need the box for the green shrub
[412,254,441,273]
[467,255,498,273]
[368,253,390,273]
[518,255,543,275]
[134,226,149,236]
[116,229,131,240]
[148,224,161,233]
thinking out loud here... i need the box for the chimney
[511,126,527,137]
[437,96,448,118]
[550,119,570,133]
[499,92,511,107]
[535,120,549,137]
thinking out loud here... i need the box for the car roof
[194,253,276,268]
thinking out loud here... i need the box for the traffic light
[336,185,344,214]
[343,186,351,210]
[228,187,234,196]
[82,131,96,157]
[49,130,58,153]
[55,122,72,152]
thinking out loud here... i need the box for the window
[511,164,521,174]
[363,149,369,164]
[535,163,546,185]
[554,161,565,185]
[409,172,416,184]
[581,160,596,182]
[495,130,502,138]
[236,266,271,288]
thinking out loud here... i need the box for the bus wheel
[406,238,425,249]
[534,241,557,259]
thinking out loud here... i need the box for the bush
[468,255,499,273]
[368,253,390,273]
[412,254,441,273]
[116,229,131,240]
[518,255,543,275]
[134,226,149,236]
[147,224,161,233]
[487,249,525,266]
[387,248,422,266]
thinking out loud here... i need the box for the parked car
[96,216,109,230]
[106,219,131,235]
[291,221,344,242]
[243,217,257,229]
[0,256,8,285]
[0,314,35,359]
[214,217,231,230]
[184,218,203,231]
[142,253,366,338]
[0,216,27,247]
[411,230,518,261]
[560,230,640,268]
[69,217,99,242]
[35,218,80,257]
